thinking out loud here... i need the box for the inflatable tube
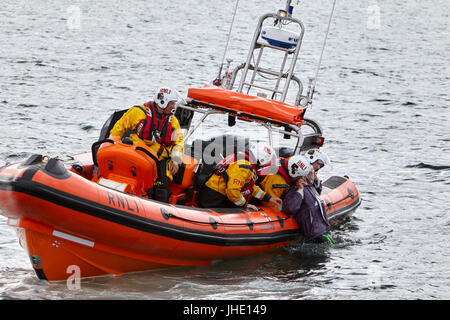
[0,152,360,281]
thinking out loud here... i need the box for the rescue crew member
[259,149,330,209]
[259,155,301,210]
[281,155,333,245]
[196,143,282,210]
[304,148,330,194]
[108,87,184,181]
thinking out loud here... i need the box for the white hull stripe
[52,230,95,248]
[8,218,19,226]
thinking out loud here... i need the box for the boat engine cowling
[95,139,158,197]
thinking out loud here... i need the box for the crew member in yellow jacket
[259,156,295,210]
[260,150,330,210]
[109,87,184,182]
[196,143,282,210]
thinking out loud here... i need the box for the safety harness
[277,157,291,185]
[213,152,258,202]
[134,102,175,158]
[269,157,291,193]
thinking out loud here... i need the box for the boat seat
[96,141,158,197]
[189,134,249,173]
[189,134,249,163]
[186,135,250,191]
[170,154,198,190]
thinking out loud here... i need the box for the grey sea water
[0,0,449,300]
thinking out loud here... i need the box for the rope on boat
[161,208,292,230]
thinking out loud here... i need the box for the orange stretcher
[188,85,306,126]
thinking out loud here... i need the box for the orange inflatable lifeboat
[0,138,360,282]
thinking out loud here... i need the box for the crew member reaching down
[108,87,185,181]
[282,155,333,245]
[259,155,303,210]
[196,143,282,210]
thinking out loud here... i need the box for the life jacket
[135,102,174,147]
[213,152,257,201]
[277,157,292,186]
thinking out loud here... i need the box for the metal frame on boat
[175,0,324,157]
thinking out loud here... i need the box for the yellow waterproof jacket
[205,159,271,207]
[259,174,290,210]
[109,105,184,164]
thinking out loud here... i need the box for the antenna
[214,0,240,85]
[308,0,337,107]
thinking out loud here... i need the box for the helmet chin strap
[155,104,170,115]
[155,105,163,114]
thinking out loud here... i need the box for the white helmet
[248,142,277,167]
[154,87,180,109]
[287,155,312,178]
[305,148,330,168]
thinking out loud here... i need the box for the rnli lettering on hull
[106,191,139,213]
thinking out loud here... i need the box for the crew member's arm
[109,107,144,139]
[97,107,144,149]
[254,184,283,208]
[252,185,272,202]
[169,116,184,165]
[260,175,288,209]
[224,163,252,207]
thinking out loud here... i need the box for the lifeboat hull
[0,156,360,282]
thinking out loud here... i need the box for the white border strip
[7,218,19,226]
[52,230,95,248]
